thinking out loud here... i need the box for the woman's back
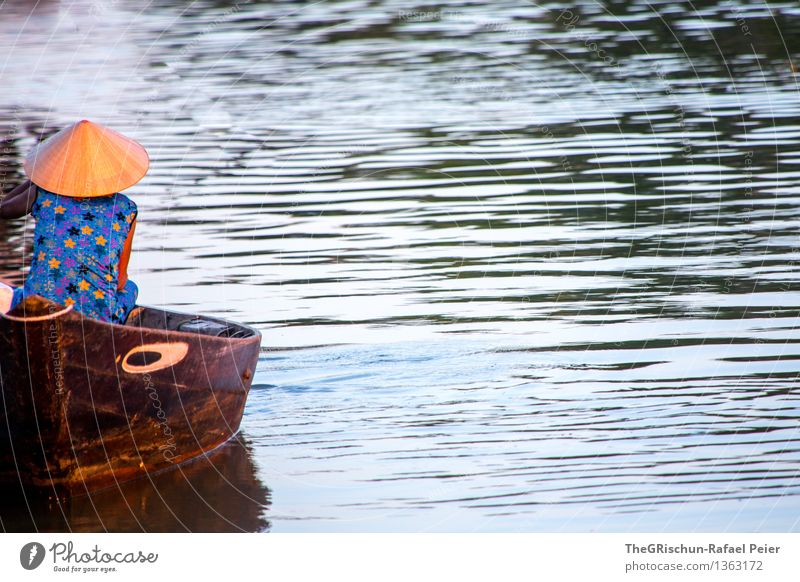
[19,188,138,323]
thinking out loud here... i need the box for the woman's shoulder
[112,193,138,229]
[108,192,138,216]
[115,192,137,208]
[30,188,65,216]
[33,187,57,205]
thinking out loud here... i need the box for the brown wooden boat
[0,295,261,496]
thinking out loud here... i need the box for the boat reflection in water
[0,436,270,532]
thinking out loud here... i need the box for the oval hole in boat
[126,351,163,368]
[122,342,189,374]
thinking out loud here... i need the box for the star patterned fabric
[10,188,138,324]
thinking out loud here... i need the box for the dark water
[1,0,800,532]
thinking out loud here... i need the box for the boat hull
[0,296,261,495]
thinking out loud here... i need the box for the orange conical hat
[23,120,149,198]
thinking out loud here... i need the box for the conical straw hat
[23,120,149,198]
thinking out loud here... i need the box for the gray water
[1,0,800,532]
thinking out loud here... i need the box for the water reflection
[0,437,270,533]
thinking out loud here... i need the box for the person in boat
[0,120,148,324]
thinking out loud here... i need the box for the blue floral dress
[10,188,139,324]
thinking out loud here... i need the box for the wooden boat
[0,295,261,496]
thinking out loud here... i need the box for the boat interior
[126,307,258,339]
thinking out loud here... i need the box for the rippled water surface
[2,0,800,532]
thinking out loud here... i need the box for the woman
[0,120,148,324]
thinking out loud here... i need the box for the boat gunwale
[2,296,262,346]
